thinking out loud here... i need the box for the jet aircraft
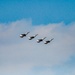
[28,34,38,40]
[37,37,46,43]
[44,38,54,44]
[20,32,30,38]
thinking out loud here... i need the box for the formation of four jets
[20,32,54,44]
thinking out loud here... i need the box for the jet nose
[44,41,47,44]
[20,35,23,37]
[20,34,22,36]
[28,37,30,39]
[20,34,23,38]
[28,37,31,40]
[37,40,38,42]
[37,40,39,43]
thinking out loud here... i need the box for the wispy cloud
[0,19,75,75]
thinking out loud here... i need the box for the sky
[0,0,75,24]
[0,0,75,75]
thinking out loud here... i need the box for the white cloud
[0,19,75,75]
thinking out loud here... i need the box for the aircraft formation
[20,32,54,44]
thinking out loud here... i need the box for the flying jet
[37,37,46,43]
[20,32,30,38]
[44,38,54,44]
[28,34,38,40]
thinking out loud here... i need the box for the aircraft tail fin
[50,38,54,41]
[35,34,38,37]
[26,32,30,35]
[43,37,46,40]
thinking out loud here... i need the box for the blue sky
[0,0,75,75]
[0,0,75,24]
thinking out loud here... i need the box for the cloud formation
[0,19,75,75]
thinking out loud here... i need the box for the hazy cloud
[0,19,75,75]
